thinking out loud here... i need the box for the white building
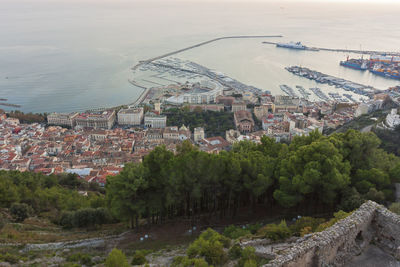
[182,87,222,104]
[144,112,167,128]
[355,103,372,117]
[386,108,400,128]
[47,112,79,127]
[118,107,144,126]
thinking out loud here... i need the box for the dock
[262,41,400,56]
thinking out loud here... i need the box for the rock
[395,246,400,260]
[0,263,11,267]
[92,256,103,263]
[48,256,64,264]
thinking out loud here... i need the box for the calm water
[1,0,400,113]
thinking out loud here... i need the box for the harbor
[340,55,400,80]
[285,66,378,98]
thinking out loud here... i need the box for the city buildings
[144,112,167,128]
[234,110,255,133]
[75,110,116,129]
[273,95,300,114]
[232,102,247,112]
[47,112,79,127]
[117,107,144,126]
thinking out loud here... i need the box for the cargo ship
[370,68,400,80]
[340,57,368,70]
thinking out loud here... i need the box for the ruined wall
[374,206,400,255]
[264,201,400,267]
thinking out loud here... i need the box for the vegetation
[257,220,291,241]
[7,110,47,124]
[164,107,234,137]
[374,125,400,156]
[105,248,129,267]
[186,228,230,265]
[0,170,107,227]
[389,202,400,215]
[107,130,400,229]
[131,250,150,265]
[223,225,251,239]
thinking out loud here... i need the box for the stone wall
[264,201,400,267]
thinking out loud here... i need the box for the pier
[262,41,400,56]
[132,35,283,71]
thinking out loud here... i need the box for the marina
[285,66,378,98]
[296,85,311,99]
[279,84,298,97]
[310,87,330,102]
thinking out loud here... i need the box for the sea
[1,0,400,113]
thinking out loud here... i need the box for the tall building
[154,102,162,114]
[194,127,205,143]
[117,107,144,126]
[47,112,79,127]
[144,112,167,128]
[75,110,116,129]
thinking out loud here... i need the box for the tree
[274,137,350,208]
[106,163,147,228]
[10,203,32,222]
[105,248,129,267]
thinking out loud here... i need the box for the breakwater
[132,35,282,71]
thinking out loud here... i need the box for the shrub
[105,248,129,267]
[0,253,19,264]
[60,207,110,228]
[289,217,325,236]
[389,202,400,215]
[247,223,263,234]
[238,247,257,267]
[186,228,229,266]
[131,250,148,265]
[10,203,32,222]
[223,225,251,239]
[257,220,291,241]
[365,188,385,204]
[66,253,93,266]
[244,259,258,267]
[172,256,209,267]
[228,244,243,260]
[316,210,351,232]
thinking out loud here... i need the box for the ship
[277,41,306,50]
[370,69,400,80]
[340,57,368,70]
[370,64,400,80]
